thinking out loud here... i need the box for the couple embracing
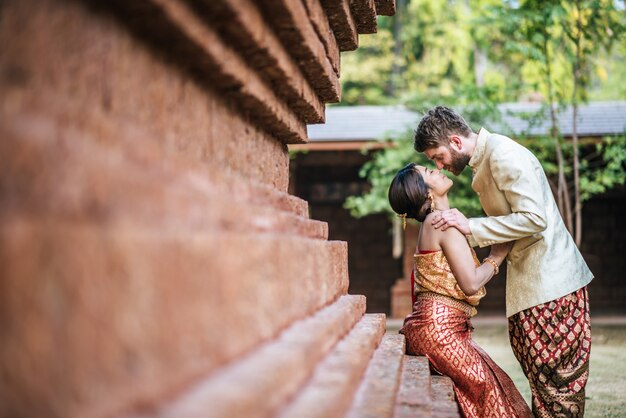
[388,106,593,417]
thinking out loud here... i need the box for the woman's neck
[433,196,450,211]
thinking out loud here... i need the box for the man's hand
[431,208,470,235]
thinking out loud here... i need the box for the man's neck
[464,131,479,159]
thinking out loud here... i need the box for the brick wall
[0,1,396,417]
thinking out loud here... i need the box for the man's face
[423,145,470,176]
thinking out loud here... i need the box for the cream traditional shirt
[467,128,593,317]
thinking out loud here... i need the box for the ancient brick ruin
[0,1,461,417]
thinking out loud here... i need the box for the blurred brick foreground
[0,1,460,417]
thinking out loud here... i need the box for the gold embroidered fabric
[413,250,485,316]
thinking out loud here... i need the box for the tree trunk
[543,33,574,235]
[572,0,583,247]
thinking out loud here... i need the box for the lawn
[472,321,626,418]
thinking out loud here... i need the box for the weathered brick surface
[0,219,349,418]
[276,314,387,418]
[193,0,326,124]
[257,0,341,102]
[431,376,462,418]
[302,0,341,75]
[346,333,406,418]
[350,0,378,34]
[321,0,359,51]
[0,110,321,239]
[137,295,366,418]
[375,0,397,15]
[0,0,291,188]
[394,355,433,417]
[144,0,308,143]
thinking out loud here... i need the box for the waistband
[415,292,477,317]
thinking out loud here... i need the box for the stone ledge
[431,375,462,418]
[395,355,433,417]
[0,220,352,418]
[0,109,317,238]
[95,0,308,143]
[375,0,396,16]
[194,0,326,124]
[321,0,358,51]
[350,0,378,34]
[346,333,405,418]
[256,0,341,103]
[302,0,341,75]
[276,313,387,418]
[129,295,367,418]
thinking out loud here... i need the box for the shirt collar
[468,127,489,169]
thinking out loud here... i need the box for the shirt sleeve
[468,147,548,247]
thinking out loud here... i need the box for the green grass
[472,323,626,418]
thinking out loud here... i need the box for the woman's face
[415,165,453,196]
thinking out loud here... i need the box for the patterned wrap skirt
[400,293,532,418]
[508,286,591,417]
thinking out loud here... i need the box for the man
[414,106,593,417]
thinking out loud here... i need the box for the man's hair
[413,106,472,152]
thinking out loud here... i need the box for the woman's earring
[429,195,436,212]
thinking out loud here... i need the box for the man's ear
[449,135,463,151]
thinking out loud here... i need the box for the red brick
[321,0,358,51]
[0,111,322,239]
[0,220,350,418]
[0,0,299,180]
[350,0,378,34]
[431,375,462,418]
[147,0,308,143]
[276,314,386,418]
[302,0,341,75]
[346,333,405,418]
[395,355,433,417]
[195,0,326,124]
[256,0,341,103]
[143,295,366,418]
[375,0,396,16]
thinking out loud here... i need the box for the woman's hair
[388,163,433,222]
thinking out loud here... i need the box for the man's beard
[449,148,471,176]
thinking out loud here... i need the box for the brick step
[276,313,387,418]
[431,375,461,418]
[126,295,367,418]
[104,0,308,143]
[345,333,406,418]
[0,110,321,239]
[2,1,295,192]
[196,0,326,124]
[394,355,433,418]
[0,219,350,418]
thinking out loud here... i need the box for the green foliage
[579,135,626,201]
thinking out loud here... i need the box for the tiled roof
[307,102,626,141]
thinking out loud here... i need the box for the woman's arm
[438,226,507,295]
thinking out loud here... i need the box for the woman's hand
[488,241,514,264]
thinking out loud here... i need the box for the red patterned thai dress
[400,249,532,418]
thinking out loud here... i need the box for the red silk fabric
[401,297,532,418]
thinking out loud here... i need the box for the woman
[388,163,531,418]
